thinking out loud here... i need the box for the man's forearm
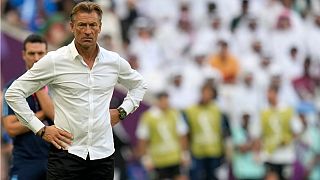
[118,58,148,114]
[3,115,30,137]
[5,86,45,134]
[5,79,44,133]
[180,135,189,151]
[35,88,54,120]
[2,111,47,137]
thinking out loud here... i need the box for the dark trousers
[190,156,223,180]
[47,146,114,180]
[155,164,182,179]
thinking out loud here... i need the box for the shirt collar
[69,39,104,61]
[69,40,80,61]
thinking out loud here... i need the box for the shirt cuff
[29,117,45,134]
[120,100,134,114]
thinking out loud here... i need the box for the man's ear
[98,23,102,33]
[70,22,74,33]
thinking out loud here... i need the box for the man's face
[201,86,214,103]
[70,12,101,49]
[22,42,47,69]
[158,96,169,110]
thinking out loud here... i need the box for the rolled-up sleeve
[117,56,147,114]
[5,54,55,133]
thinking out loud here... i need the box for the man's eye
[78,24,87,28]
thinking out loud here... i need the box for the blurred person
[205,0,241,29]
[136,92,189,180]
[293,57,318,103]
[188,0,239,31]
[230,0,250,32]
[6,0,59,31]
[129,17,166,92]
[129,17,163,72]
[231,112,266,180]
[260,86,300,180]
[269,10,305,61]
[280,47,304,82]
[41,14,70,48]
[259,0,304,30]
[254,54,274,93]
[208,40,240,84]
[100,34,115,51]
[233,15,268,60]
[135,0,179,26]
[187,0,215,29]
[166,72,193,111]
[2,34,54,180]
[269,68,300,108]
[155,3,194,67]
[237,39,264,72]
[305,13,320,78]
[231,70,262,132]
[97,0,123,53]
[181,49,222,110]
[116,0,139,43]
[184,83,230,180]
[193,15,231,55]
[5,2,147,180]
[2,1,24,27]
[294,111,320,180]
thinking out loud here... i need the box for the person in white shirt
[5,2,147,180]
[129,17,165,93]
[231,71,262,132]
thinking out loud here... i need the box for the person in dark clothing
[2,34,54,180]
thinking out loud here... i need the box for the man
[260,86,297,180]
[231,112,265,179]
[136,92,189,180]
[2,34,54,180]
[5,1,147,180]
[184,82,230,180]
[208,40,239,84]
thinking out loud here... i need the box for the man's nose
[34,54,41,61]
[84,28,93,34]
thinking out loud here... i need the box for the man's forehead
[25,42,46,47]
[73,12,100,22]
[25,43,47,51]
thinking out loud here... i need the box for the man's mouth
[82,38,93,41]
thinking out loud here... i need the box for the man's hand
[41,125,73,149]
[109,109,120,126]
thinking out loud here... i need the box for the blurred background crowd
[1,0,320,179]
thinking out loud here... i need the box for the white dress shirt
[5,41,147,160]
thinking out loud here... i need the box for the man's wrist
[37,126,46,138]
[117,107,127,120]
